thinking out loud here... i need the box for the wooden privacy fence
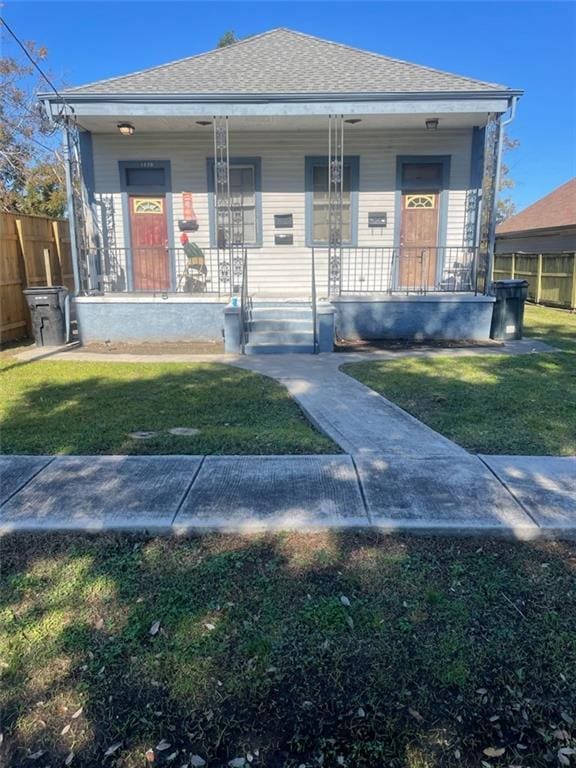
[494,252,576,310]
[0,212,74,342]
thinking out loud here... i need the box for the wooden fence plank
[0,212,72,343]
[494,251,576,310]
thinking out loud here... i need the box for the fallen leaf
[340,595,351,607]
[95,618,104,630]
[146,748,155,763]
[166,752,178,763]
[156,739,171,751]
[559,748,576,757]
[409,708,424,722]
[28,751,45,761]
[483,747,505,757]
[228,759,246,768]
[190,757,206,767]
[65,751,74,766]
[149,621,161,636]
[71,707,83,719]
[357,707,366,717]
[204,623,216,631]
[561,712,574,725]
[346,615,354,630]
[61,723,71,735]
[553,730,570,741]
[104,742,122,757]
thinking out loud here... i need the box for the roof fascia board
[497,224,576,238]
[44,98,513,119]
[42,89,522,104]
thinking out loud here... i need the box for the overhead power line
[0,17,89,132]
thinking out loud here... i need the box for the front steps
[244,302,316,354]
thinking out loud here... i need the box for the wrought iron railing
[79,245,244,297]
[313,246,480,295]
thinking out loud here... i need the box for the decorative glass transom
[133,198,163,214]
[406,194,436,209]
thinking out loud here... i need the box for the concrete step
[250,306,313,321]
[248,330,315,345]
[244,342,316,355]
[249,318,313,333]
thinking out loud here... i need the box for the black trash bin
[489,279,529,340]
[23,286,68,347]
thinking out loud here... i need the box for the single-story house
[496,177,576,254]
[41,28,522,352]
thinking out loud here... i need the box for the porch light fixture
[425,118,439,131]
[195,120,212,126]
[117,122,135,136]
[344,118,362,125]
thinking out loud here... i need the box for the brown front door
[399,191,440,289]
[399,160,443,289]
[129,196,170,290]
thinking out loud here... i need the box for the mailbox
[274,214,293,229]
[368,212,387,228]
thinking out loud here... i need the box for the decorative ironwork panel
[328,114,345,296]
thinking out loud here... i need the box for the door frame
[119,160,174,292]
[393,155,451,290]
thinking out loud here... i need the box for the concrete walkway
[1,454,575,537]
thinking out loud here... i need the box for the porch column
[62,122,81,294]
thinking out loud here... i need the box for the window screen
[311,163,352,243]
[125,167,166,187]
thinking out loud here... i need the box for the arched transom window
[133,198,164,214]
[405,194,436,209]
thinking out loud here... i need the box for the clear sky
[2,0,575,212]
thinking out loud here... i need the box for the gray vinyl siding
[90,128,473,295]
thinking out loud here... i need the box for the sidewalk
[1,454,574,537]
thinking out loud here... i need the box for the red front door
[129,195,170,290]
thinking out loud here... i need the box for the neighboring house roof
[497,178,576,236]
[60,28,511,97]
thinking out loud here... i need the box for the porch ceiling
[77,112,490,134]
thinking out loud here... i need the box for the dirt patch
[78,340,225,355]
[335,337,504,353]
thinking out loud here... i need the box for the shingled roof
[62,28,509,96]
[498,179,576,235]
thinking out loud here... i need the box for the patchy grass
[344,305,576,455]
[0,360,336,455]
[1,533,575,767]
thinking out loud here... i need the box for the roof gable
[62,28,509,96]
[498,178,576,235]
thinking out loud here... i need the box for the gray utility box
[489,279,529,341]
[23,286,68,347]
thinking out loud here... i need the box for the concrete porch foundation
[332,294,496,341]
[74,293,496,347]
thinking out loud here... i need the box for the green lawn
[0,360,335,455]
[1,533,575,767]
[344,305,576,455]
